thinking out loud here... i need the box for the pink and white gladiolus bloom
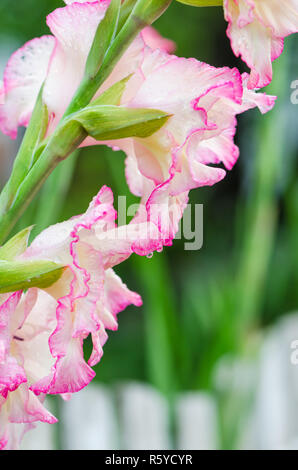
[0,0,174,139]
[223,0,298,89]
[0,186,158,449]
[103,50,276,243]
[0,0,276,246]
[21,185,158,395]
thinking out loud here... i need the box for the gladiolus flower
[0,291,58,450]
[0,0,275,246]
[99,48,276,243]
[0,0,175,139]
[20,186,159,394]
[224,0,298,89]
[0,185,158,448]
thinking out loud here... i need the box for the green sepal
[0,259,66,294]
[72,105,171,140]
[90,75,133,107]
[0,227,33,261]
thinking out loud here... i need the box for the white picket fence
[21,384,219,450]
[20,312,298,450]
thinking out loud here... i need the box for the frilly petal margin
[0,385,57,450]
[117,49,275,246]
[223,0,298,89]
[0,289,58,449]
[26,186,145,395]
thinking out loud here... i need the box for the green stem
[0,123,85,244]
[13,150,78,241]
[64,0,172,116]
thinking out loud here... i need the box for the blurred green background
[0,0,298,449]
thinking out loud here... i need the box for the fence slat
[255,314,298,450]
[119,382,171,450]
[176,392,219,450]
[60,384,118,450]
[255,324,293,449]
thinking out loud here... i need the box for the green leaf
[0,227,33,261]
[175,0,222,6]
[72,105,171,140]
[85,0,121,79]
[90,74,133,107]
[0,259,66,294]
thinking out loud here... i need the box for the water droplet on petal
[146,252,153,259]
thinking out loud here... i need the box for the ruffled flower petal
[22,186,145,393]
[0,1,175,139]
[0,287,58,449]
[224,0,298,89]
[0,385,57,449]
[44,1,109,127]
[31,338,96,395]
[0,358,27,399]
[110,47,275,243]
